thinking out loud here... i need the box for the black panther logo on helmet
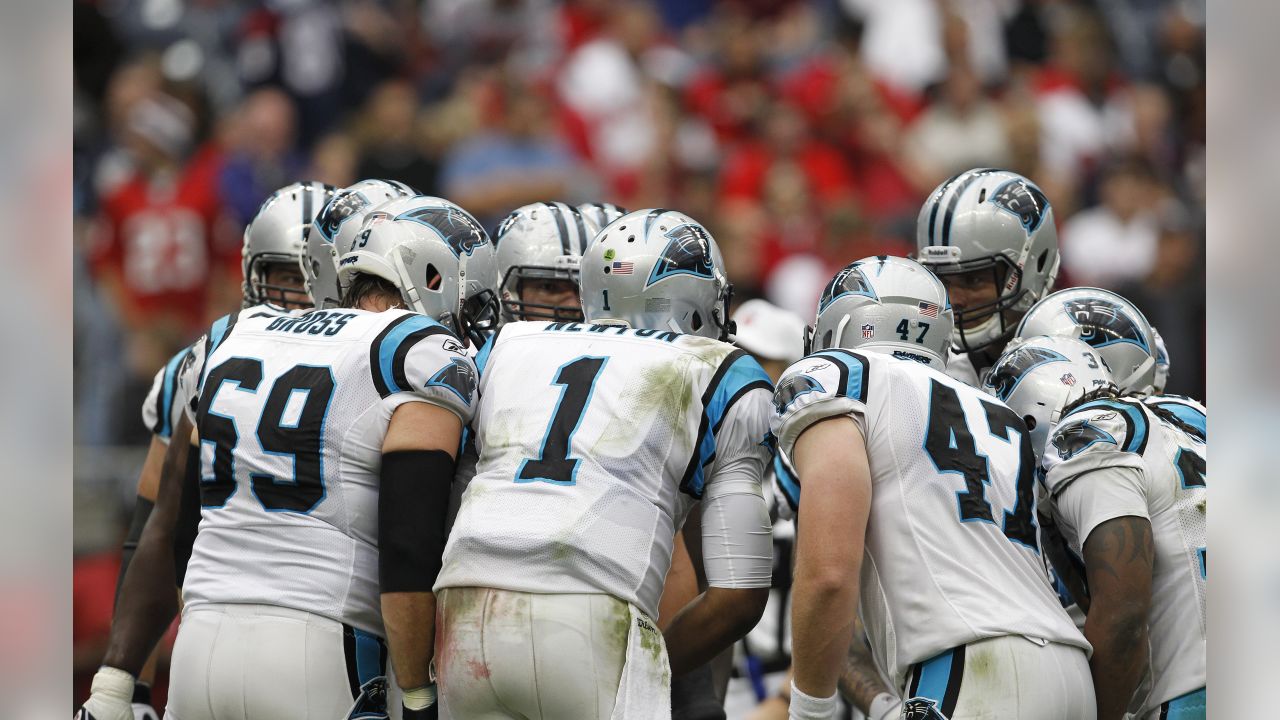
[989,179,1051,234]
[1063,298,1149,352]
[397,206,489,258]
[316,191,371,241]
[646,223,715,287]
[818,263,878,312]
[986,345,1068,401]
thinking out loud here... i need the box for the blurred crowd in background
[72,0,1205,703]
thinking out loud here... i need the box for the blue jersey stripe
[811,348,869,403]
[680,351,772,499]
[1074,398,1149,454]
[473,330,497,378]
[157,348,188,438]
[1154,400,1207,440]
[370,314,447,397]
[774,453,800,511]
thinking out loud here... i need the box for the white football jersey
[180,306,477,637]
[771,349,1089,687]
[1142,394,1207,442]
[435,320,774,619]
[141,343,198,444]
[944,346,984,387]
[1041,397,1207,714]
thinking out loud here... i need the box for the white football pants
[435,587,671,720]
[900,634,1096,719]
[165,603,386,720]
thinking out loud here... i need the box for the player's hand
[867,692,902,720]
[130,682,159,720]
[75,667,137,720]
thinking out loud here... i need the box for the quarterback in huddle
[80,166,1205,720]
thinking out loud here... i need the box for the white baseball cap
[732,299,806,363]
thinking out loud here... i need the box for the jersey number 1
[198,358,334,513]
[923,380,1039,550]
[516,356,608,485]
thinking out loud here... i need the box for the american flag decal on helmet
[918,301,940,318]
[611,261,634,275]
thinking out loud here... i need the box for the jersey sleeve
[770,349,870,463]
[369,313,478,425]
[699,384,775,589]
[1041,399,1152,551]
[141,345,195,442]
[1146,395,1207,441]
[678,350,774,499]
[175,332,209,426]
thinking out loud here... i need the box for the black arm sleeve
[173,446,202,586]
[114,496,155,610]
[379,449,457,593]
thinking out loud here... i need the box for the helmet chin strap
[1119,356,1157,394]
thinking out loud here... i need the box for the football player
[914,168,1061,388]
[99,180,335,719]
[773,256,1093,720]
[986,335,1206,719]
[433,209,774,719]
[493,201,598,323]
[78,203,495,720]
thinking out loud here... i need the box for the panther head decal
[427,357,478,405]
[818,264,877,312]
[315,191,370,241]
[989,179,1051,234]
[902,697,950,720]
[397,206,488,258]
[1063,298,1148,352]
[773,374,826,414]
[646,224,715,286]
[1051,418,1117,460]
[986,346,1068,401]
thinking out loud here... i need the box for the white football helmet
[242,181,336,308]
[1152,326,1169,395]
[982,335,1118,455]
[580,208,733,339]
[1014,287,1157,395]
[494,202,597,322]
[337,202,499,345]
[577,202,628,231]
[915,168,1061,353]
[808,255,954,369]
[304,179,415,308]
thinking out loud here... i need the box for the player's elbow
[709,586,770,638]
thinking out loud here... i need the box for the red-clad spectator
[88,94,238,348]
[718,100,855,205]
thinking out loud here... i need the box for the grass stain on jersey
[590,355,698,457]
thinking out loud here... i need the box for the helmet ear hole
[691,311,703,332]
[1037,250,1048,272]
[822,329,833,349]
[425,263,442,291]
[978,188,987,203]
[1023,415,1037,431]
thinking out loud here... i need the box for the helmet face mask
[242,181,336,309]
[495,203,594,324]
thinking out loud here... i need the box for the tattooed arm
[1082,515,1154,720]
[837,635,893,714]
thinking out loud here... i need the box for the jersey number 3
[924,379,1039,550]
[516,356,608,486]
[197,358,335,513]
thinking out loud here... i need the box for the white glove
[74,667,136,720]
[867,692,902,720]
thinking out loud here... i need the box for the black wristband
[132,681,153,706]
[402,704,438,720]
[379,449,456,593]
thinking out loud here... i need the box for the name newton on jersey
[543,321,683,343]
